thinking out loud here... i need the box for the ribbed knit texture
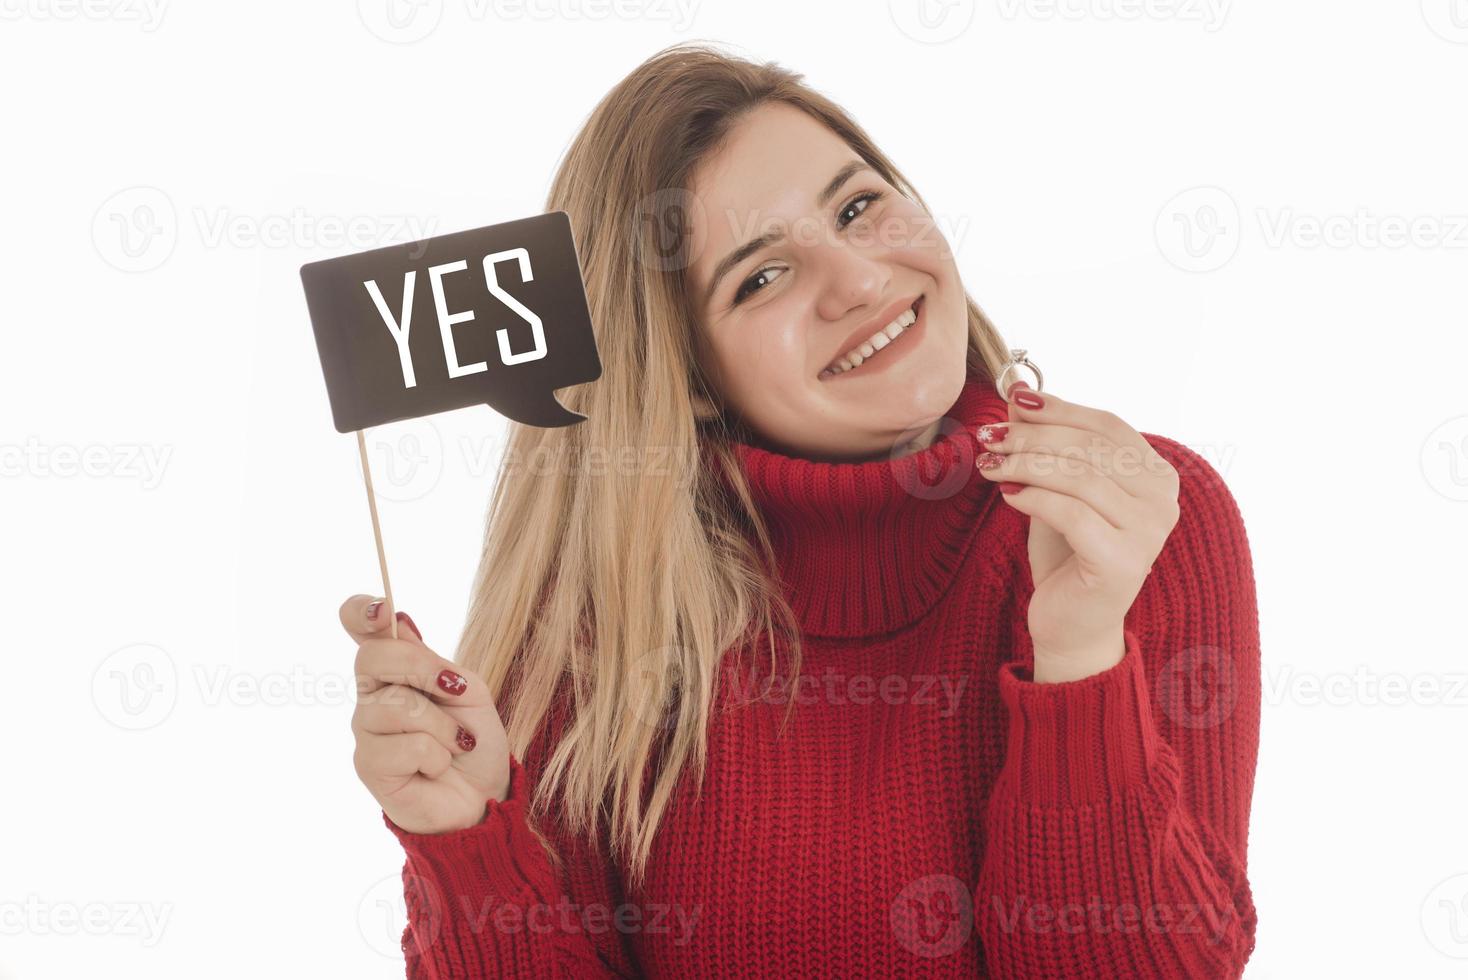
[382,368,1261,978]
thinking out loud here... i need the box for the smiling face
[686,102,971,463]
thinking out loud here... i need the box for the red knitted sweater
[382,370,1261,978]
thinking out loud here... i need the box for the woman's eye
[733,265,784,305]
[837,190,882,229]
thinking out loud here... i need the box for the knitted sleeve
[975,435,1260,979]
[379,674,639,980]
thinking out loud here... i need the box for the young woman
[342,43,1260,979]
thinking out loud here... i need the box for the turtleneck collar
[727,367,1013,640]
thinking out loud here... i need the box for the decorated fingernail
[366,599,384,622]
[976,452,1005,471]
[437,669,468,696]
[1012,385,1045,410]
[976,424,1008,445]
[456,726,477,752]
[396,611,423,642]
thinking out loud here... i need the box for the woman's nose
[814,247,889,322]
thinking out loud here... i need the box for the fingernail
[366,599,384,623]
[976,451,1005,471]
[437,669,468,696]
[999,482,1025,494]
[455,726,477,752]
[396,611,423,642]
[1012,385,1045,410]
[976,424,1008,445]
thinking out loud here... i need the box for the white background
[3,1,1467,977]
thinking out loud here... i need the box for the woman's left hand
[974,382,1181,683]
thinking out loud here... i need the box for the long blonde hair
[455,42,1015,889]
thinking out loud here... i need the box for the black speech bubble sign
[301,211,601,432]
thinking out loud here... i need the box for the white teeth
[822,303,918,378]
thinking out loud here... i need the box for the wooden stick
[355,429,399,640]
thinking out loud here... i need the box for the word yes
[364,248,547,389]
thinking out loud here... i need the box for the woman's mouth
[817,295,924,381]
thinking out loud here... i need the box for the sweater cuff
[382,754,551,905]
[995,627,1160,805]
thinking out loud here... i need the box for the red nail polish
[396,611,423,642]
[456,727,476,752]
[437,669,468,696]
[976,451,1005,471]
[999,482,1025,494]
[1013,387,1045,410]
[976,424,1008,444]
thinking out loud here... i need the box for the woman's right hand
[342,594,511,835]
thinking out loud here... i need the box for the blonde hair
[454,41,1014,889]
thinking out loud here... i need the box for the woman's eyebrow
[701,160,875,306]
